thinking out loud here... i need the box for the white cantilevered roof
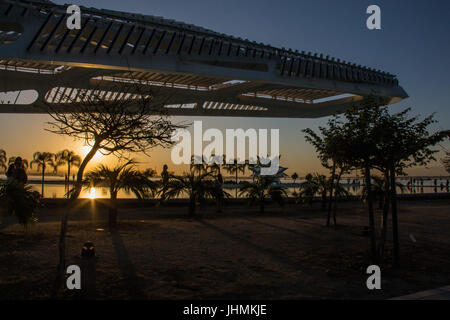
[0,0,408,117]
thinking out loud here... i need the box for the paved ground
[1,200,450,299]
[391,285,450,300]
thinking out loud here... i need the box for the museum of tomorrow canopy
[0,0,408,118]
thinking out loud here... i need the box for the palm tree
[296,173,344,211]
[190,155,208,178]
[50,153,66,174]
[57,149,81,183]
[144,168,157,177]
[0,149,6,171]
[362,175,403,209]
[206,154,223,175]
[312,174,328,210]
[291,172,299,195]
[239,176,287,214]
[297,173,318,206]
[362,175,385,209]
[247,157,259,183]
[223,159,247,198]
[443,152,450,174]
[83,161,157,228]
[30,152,54,197]
[164,171,229,216]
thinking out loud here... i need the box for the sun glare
[82,145,102,160]
[88,187,97,199]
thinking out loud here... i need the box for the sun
[82,145,102,160]
[88,187,97,199]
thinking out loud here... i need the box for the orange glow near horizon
[0,113,448,177]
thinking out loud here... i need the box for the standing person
[6,162,15,183]
[160,164,169,202]
[13,157,27,184]
[6,157,27,184]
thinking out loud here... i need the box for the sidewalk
[0,215,16,231]
[391,285,450,300]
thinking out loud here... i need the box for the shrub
[0,181,40,227]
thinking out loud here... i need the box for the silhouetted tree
[321,98,449,264]
[57,149,81,187]
[30,151,54,197]
[303,117,351,226]
[0,181,40,228]
[239,176,287,214]
[223,159,247,198]
[291,172,299,195]
[0,149,6,171]
[82,160,157,228]
[164,171,229,216]
[44,80,184,297]
[372,107,449,263]
[296,173,316,206]
[190,155,208,178]
[313,174,328,210]
[442,152,450,174]
[49,152,65,174]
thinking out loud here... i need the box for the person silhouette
[6,157,27,184]
[6,162,15,183]
[161,164,169,201]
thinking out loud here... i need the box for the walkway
[391,286,450,300]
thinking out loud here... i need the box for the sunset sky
[0,0,449,177]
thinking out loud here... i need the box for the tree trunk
[189,194,196,216]
[259,197,265,215]
[67,163,71,199]
[52,141,100,298]
[390,166,399,266]
[321,191,327,210]
[327,161,336,226]
[364,163,378,264]
[41,166,45,197]
[379,170,390,258]
[71,147,98,200]
[109,193,118,230]
[333,201,337,226]
[235,167,238,198]
[333,168,344,226]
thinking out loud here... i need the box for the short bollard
[80,241,96,299]
[81,241,95,258]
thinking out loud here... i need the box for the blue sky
[1,0,449,175]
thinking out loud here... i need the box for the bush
[0,182,40,226]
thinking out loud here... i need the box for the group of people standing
[5,157,28,184]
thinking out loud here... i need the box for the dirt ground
[0,199,449,300]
